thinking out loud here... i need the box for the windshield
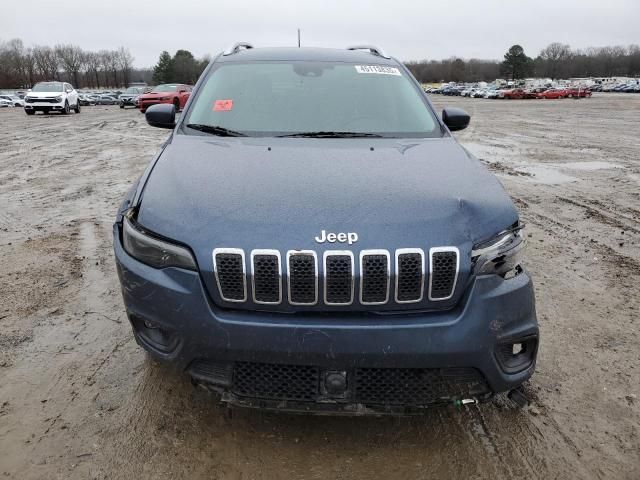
[152,84,178,92]
[125,87,144,94]
[184,61,440,137]
[32,82,64,93]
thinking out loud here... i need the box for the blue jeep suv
[113,44,538,414]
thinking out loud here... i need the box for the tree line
[407,43,640,83]
[3,38,640,89]
[0,38,143,89]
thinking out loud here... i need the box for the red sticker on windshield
[213,99,233,111]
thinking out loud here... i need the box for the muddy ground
[0,95,638,479]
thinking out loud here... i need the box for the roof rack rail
[222,42,254,56]
[346,45,390,59]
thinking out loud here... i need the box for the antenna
[297,28,301,48]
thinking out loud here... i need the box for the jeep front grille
[212,247,459,307]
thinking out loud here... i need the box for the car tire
[173,98,180,112]
[62,101,70,115]
[74,101,81,113]
[25,109,35,116]
[120,104,124,109]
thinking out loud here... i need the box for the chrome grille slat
[323,251,354,305]
[395,248,425,303]
[360,250,391,305]
[287,251,318,305]
[213,248,247,302]
[429,247,460,301]
[251,249,282,304]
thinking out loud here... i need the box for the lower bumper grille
[226,361,488,406]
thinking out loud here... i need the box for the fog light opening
[497,336,538,374]
[130,314,179,354]
[512,342,524,355]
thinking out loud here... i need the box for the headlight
[471,223,525,276]
[55,95,63,102]
[122,214,196,271]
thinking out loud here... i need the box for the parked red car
[138,84,192,113]
[537,88,569,99]
[566,87,592,98]
[500,88,526,99]
[525,87,547,99]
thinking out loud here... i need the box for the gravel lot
[0,95,639,479]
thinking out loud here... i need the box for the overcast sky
[2,0,638,67]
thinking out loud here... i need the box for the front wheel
[119,104,125,109]
[62,101,70,115]
[25,109,35,116]
[74,101,81,113]
[173,98,180,112]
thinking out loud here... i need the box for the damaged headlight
[122,213,197,271]
[471,223,525,276]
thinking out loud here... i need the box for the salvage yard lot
[0,95,639,479]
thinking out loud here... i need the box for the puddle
[516,166,578,184]
[552,161,622,171]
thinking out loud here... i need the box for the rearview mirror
[145,103,176,129]
[442,107,470,131]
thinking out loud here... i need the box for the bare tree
[32,46,59,81]
[84,51,101,88]
[538,43,572,79]
[55,44,85,87]
[116,47,134,87]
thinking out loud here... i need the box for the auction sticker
[213,99,233,111]
[355,65,401,76]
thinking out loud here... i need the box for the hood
[138,134,517,249]
[135,134,518,312]
[140,92,172,99]
[27,91,63,98]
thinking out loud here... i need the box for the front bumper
[139,100,166,111]
[114,224,538,412]
[120,97,137,106]
[24,101,65,111]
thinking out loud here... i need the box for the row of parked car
[600,82,640,93]
[72,84,193,112]
[426,85,595,100]
[2,82,194,115]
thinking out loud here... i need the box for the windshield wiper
[186,124,247,137]
[277,131,384,138]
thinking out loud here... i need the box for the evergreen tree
[500,45,534,80]
[152,51,173,84]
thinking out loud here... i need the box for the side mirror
[145,103,176,129]
[442,107,470,131]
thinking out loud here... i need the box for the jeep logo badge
[315,230,358,245]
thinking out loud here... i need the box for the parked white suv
[0,94,24,107]
[24,81,80,115]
